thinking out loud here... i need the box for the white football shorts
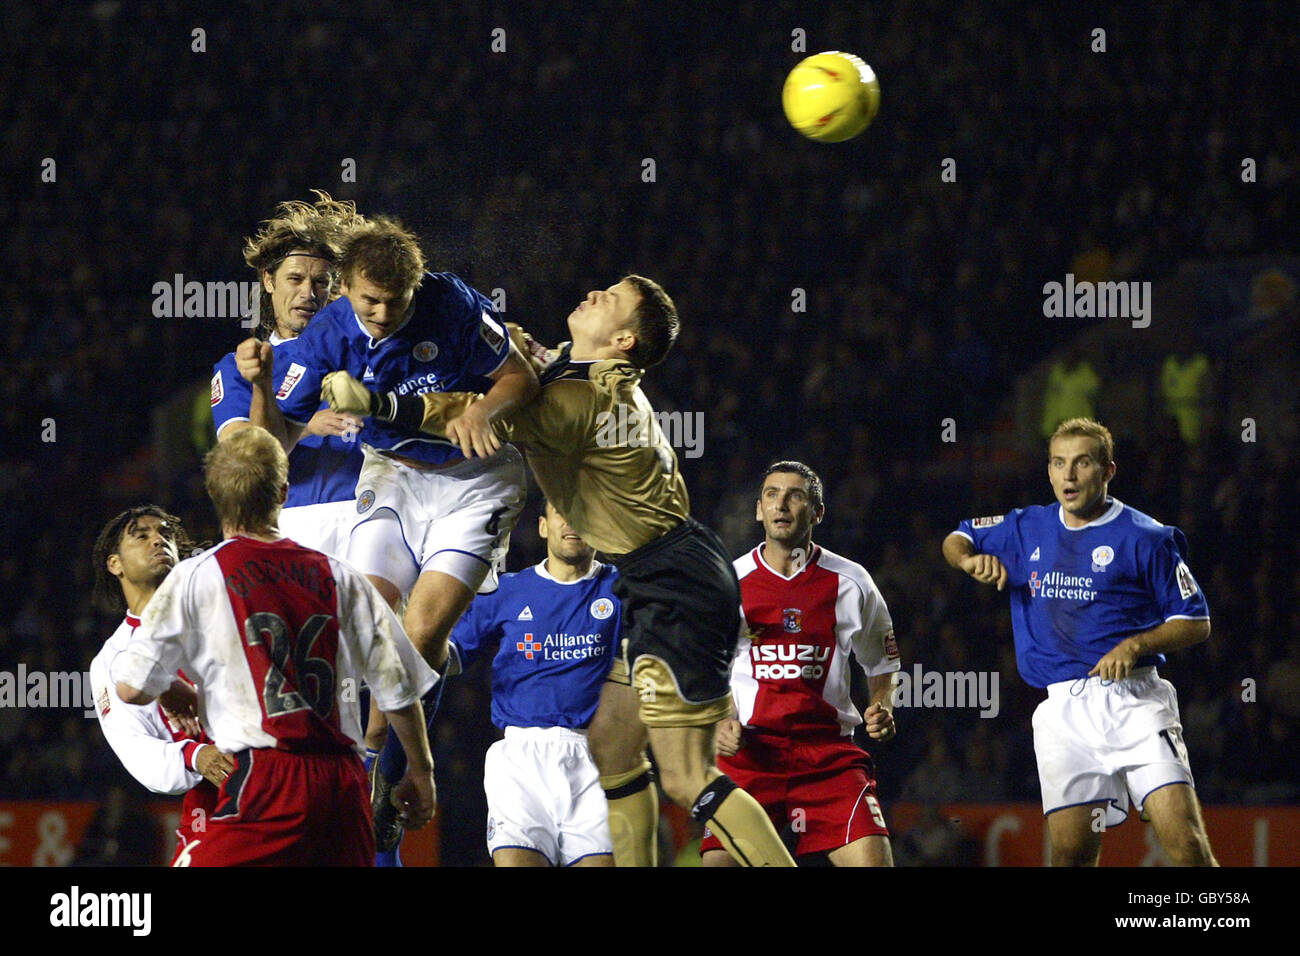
[1033,666,1195,828]
[346,443,525,596]
[484,726,613,866]
[277,499,358,558]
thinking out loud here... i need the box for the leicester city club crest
[357,489,376,514]
[590,598,614,620]
[413,341,438,362]
[1091,545,1115,573]
[782,608,802,633]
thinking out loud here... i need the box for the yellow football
[782,51,880,142]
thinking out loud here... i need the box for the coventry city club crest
[782,608,802,633]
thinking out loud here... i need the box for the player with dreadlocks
[210,191,367,557]
[89,505,232,865]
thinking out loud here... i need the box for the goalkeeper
[323,276,796,867]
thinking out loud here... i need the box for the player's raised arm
[234,336,306,452]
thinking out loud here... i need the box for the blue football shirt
[276,272,511,466]
[210,334,362,508]
[450,561,621,730]
[954,498,1210,687]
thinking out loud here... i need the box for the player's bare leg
[367,573,402,610]
[493,848,551,867]
[704,815,891,867]
[404,570,477,670]
[828,834,894,866]
[1141,783,1217,866]
[589,675,657,866]
[646,723,795,867]
[1046,803,1106,866]
[701,848,739,867]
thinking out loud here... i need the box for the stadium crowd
[1,1,1296,863]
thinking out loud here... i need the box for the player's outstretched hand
[393,770,436,831]
[235,337,274,387]
[321,371,376,417]
[716,717,744,757]
[195,746,236,787]
[305,408,364,440]
[863,701,896,741]
[1088,638,1140,682]
[446,402,501,459]
[960,553,1008,591]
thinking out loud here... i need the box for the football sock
[377,675,446,783]
[601,762,659,867]
[690,775,796,867]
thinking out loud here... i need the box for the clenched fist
[960,552,1008,591]
[235,337,274,387]
[715,717,744,757]
[321,371,377,417]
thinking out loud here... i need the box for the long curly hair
[242,190,366,339]
[91,505,198,614]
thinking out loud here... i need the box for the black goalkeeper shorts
[610,518,739,706]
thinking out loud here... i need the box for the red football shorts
[702,731,889,857]
[170,780,220,865]
[172,748,374,866]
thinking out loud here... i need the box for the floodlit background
[1,1,1296,865]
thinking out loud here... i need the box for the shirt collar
[535,559,603,584]
[1057,496,1124,530]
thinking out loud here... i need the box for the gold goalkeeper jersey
[415,352,690,556]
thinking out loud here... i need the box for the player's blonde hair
[1049,417,1115,468]
[242,190,364,338]
[204,427,289,533]
[338,216,427,296]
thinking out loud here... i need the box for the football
[781,51,880,142]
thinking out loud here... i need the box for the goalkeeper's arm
[322,371,481,437]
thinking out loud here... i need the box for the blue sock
[420,676,446,730]
[364,748,379,776]
[377,724,407,782]
[375,847,403,867]
[376,677,446,784]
